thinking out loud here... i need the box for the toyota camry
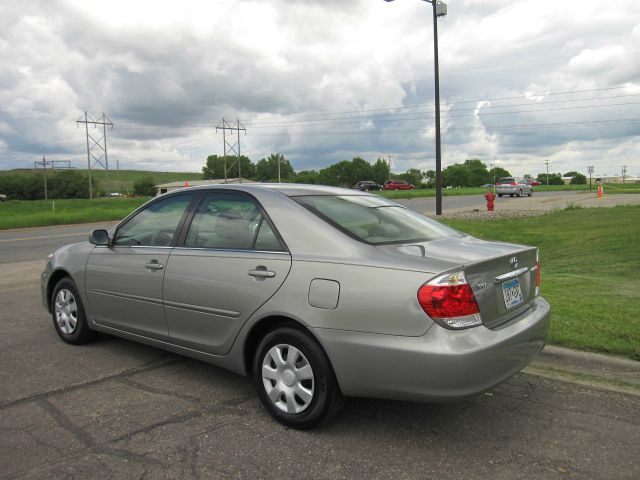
[42,184,550,429]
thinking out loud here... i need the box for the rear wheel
[498,194,503,197]
[518,189,522,197]
[528,189,533,197]
[254,327,342,429]
[51,278,95,345]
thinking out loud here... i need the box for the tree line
[0,170,96,200]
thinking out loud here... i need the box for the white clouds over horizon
[0,0,639,178]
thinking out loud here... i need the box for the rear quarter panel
[252,259,436,337]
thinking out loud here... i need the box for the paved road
[1,197,640,478]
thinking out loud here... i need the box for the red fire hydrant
[485,188,496,211]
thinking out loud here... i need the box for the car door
[85,193,196,339]
[162,191,292,355]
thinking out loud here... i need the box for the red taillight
[418,271,483,329]
[418,284,479,318]
[510,182,517,186]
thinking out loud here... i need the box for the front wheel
[254,327,342,429]
[51,278,95,345]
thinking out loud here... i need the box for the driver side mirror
[89,229,110,246]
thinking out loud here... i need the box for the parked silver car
[42,184,550,428]
[496,177,533,197]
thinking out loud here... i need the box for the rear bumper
[496,186,519,194]
[314,296,550,402]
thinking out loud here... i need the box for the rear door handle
[145,261,165,270]
[248,267,275,278]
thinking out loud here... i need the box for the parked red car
[383,180,415,190]
[527,179,542,186]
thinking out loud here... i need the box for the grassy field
[440,205,640,360]
[0,197,149,230]
[0,169,202,195]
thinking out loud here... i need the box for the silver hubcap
[54,289,78,335]
[261,344,314,414]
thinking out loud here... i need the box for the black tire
[510,194,514,197]
[51,278,95,345]
[518,189,522,197]
[498,194,503,197]
[528,189,533,197]
[254,326,342,429]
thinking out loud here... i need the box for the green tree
[256,153,294,181]
[537,173,564,185]
[371,158,390,185]
[570,173,587,184]
[398,168,423,187]
[202,154,255,180]
[133,176,157,196]
[563,171,580,178]
[318,157,375,187]
[295,170,320,184]
[48,170,94,199]
[490,166,511,182]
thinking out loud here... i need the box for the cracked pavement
[0,242,639,478]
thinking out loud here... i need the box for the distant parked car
[354,181,382,191]
[383,180,415,191]
[481,184,494,188]
[526,179,542,186]
[496,177,533,197]
[0,194,7,202]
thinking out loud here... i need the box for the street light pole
[385,0,446,215]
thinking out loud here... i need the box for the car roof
[165,183,371,197]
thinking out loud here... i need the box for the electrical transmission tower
[76,112,114,198]
[215,118,246,183]
[34,156,71,200]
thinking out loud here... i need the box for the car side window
[113,195,193,247]
[184,193,284,251]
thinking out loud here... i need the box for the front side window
[184,193,284,251]
[113,195,193,247]
[295,195,461,245]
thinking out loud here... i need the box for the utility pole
[35,156,48,200]
[544,160,550,186]
[588,166,594,191]
[215,118,246,183]
[33,158,71,200]
[621,165,627,184]
[76,112,114,198]
[387,155,392,180]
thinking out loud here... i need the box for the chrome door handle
[145,261,165,270]
[248,268,275,278]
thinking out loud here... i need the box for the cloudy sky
[1,0,639,178]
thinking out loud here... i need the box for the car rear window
[294,195,461,245]
[498,177,515,183]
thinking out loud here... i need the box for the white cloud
[0,0,638,178]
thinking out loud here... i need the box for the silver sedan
[42,184,550,428]
[496,177,534,197]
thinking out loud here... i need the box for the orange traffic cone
[597,184,603,198]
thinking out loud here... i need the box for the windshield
[295,195,461,245]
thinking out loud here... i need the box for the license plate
[502,278,524,309]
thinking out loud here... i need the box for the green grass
[0,198,149,230]
[379,187,487,199]
[0,169,202,195]
[439,205,640,360]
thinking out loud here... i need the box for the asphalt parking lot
[1,193,639,479]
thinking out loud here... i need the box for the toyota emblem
[510,257,518,269]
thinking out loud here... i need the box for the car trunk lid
[377,235,539,329]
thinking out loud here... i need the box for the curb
[524,345,640,397]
